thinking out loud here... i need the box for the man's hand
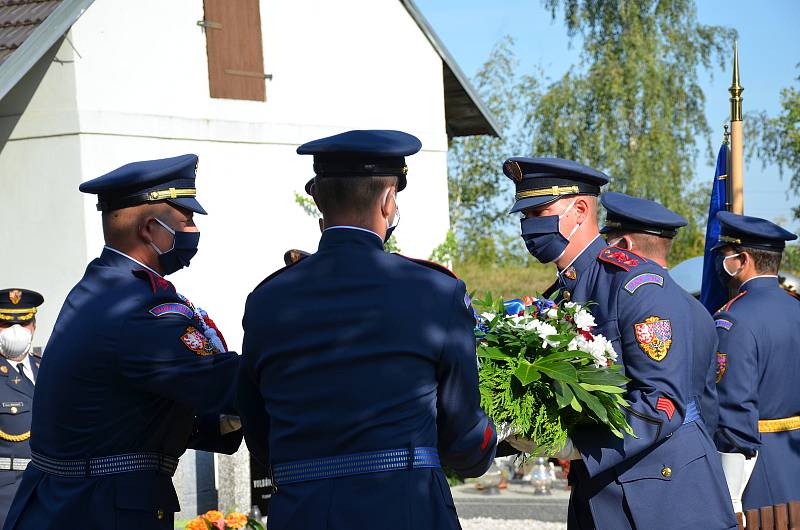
[506,434,581,460]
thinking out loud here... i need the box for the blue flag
[700,144,730,313]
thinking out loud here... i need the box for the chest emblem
[715,352,728,383]
[634,316,672,361]
[564,266,577,280]
[180,326,214,356]
[0,366,7,375]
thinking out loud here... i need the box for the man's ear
[318,218,325,233]
[380,185,396,218]
[573,196,591,224]
[139,216,157,245]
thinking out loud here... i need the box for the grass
[453,261,556,300]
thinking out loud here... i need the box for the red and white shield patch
[181,326,212,356]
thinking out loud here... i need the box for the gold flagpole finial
[723,124,730,146]
[729,40,743,122]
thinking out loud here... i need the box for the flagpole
[729,41,744,214]
[723,124,731,212]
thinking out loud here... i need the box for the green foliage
[473,294,633,454]
[429,228,457,265]
[454,260,554,300]
[748,71,800,218]
[294,192,320,218]
[448,1,735,266]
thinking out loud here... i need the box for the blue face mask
[149,218,200,275]
[520,200,580,263]
[384,191,400,244]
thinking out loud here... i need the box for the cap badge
[8,290,22,305]
[504,160,524,183]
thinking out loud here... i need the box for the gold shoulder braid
[0,430,31,442]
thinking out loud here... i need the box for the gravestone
[174,449,218,520]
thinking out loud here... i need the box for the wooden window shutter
[202,0,266,101]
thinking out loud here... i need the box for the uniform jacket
[237,227,497,530]
[4,248,242,530]
[713,276,800,510]
[557,237,735,530]
[0,353,39,528]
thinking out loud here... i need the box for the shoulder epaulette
[283,249,311,266]
[720,291,747,312]
[597,246,645,272]
[132,269,175,294]
[393,254,458,278]
[253,259,304,291]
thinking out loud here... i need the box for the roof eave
[0,0,95,102]
[400,0,501,138]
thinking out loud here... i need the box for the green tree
[526,0,735,264]
[447,37,535,266]
[748,71,800,218]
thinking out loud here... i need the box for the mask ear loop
[559,199,581,241]
[723,253,743,277]
[149,218,177,256]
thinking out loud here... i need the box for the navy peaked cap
[298,130,422,194]
[0,288,44,324]
[503,157,609,213]
[600,192,687,238]
[713,211,797,251]
[79,154,206,214]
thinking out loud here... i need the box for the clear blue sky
[415,0,800,231]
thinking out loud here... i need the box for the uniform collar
[558,235,606,289]
[319,226,384,251]
[102,246,163,277]
[739,275,779,292]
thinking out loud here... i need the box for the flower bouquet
[185,510,264,530]
[474,294,634,455]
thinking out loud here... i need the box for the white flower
[564,301,577,309]
[574,309,596,331]
[480,312,496,322]
[546,307,559,319]
[603,336,619,362]
[536,322,559,348]
[523,319,542,331]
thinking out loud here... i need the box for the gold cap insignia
[9,290,22,305]
[504,160,524,183]
[0,366,7,374]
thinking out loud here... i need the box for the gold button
[10,407,17,414]
[661,466,672,478]
[157,509,164,520]
[563,291,572,301]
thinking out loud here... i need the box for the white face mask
[0,325,32,362]
[383,189,400,242]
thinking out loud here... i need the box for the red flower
[579,329,594,341]
[521,296,535,307]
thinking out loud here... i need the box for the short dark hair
[733,245,782,274]
[313,176,398,223]
[605,229,673,260]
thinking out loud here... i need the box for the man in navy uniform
[4,155,242,530]
[502,158,735,530]
[711,211,800,513]
[237,130,497,530]
[0,289,43,526]
[600,192,721,434]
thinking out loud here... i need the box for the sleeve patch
[464,292,471,308]
[656,397,676,420]
[715,318,733,331]
[624,273,664,294]
[634,316,672,361]
[715,352,728,383]
[149,303,194,319]
[180,326,214,356]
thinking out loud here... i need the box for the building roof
[0,0,92,102]
[400,0,501,138]
[0,0,62,65]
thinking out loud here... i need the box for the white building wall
[0,41,85,348]
[4,0,452,350]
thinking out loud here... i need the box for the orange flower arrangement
[225,512,249,529]
[184,510,263,530]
